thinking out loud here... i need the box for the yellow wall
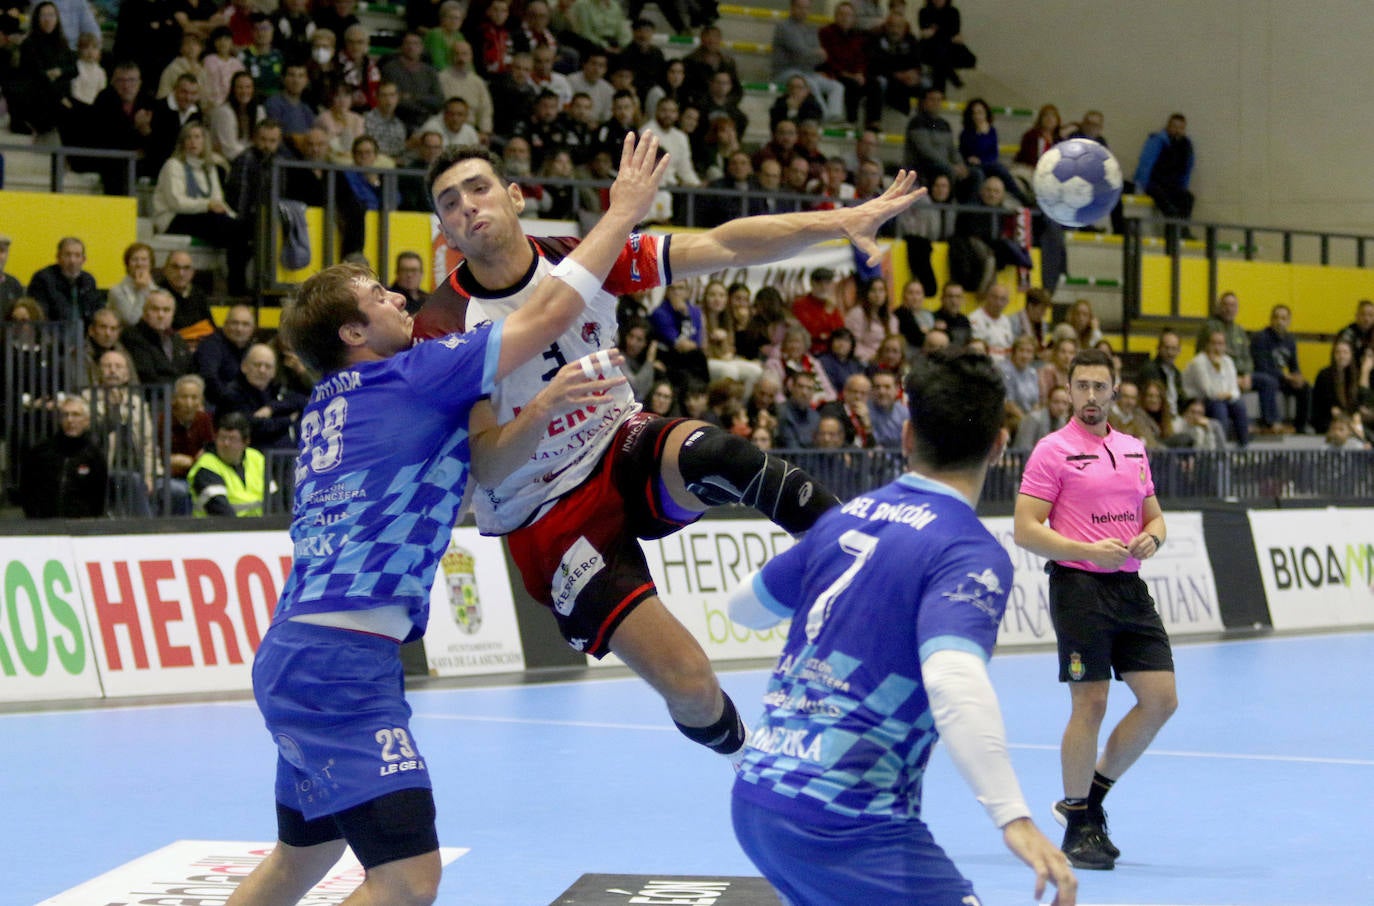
[274,209,438,287]
[0,191,138,287]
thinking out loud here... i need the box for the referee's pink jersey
[1018,418,1157,573]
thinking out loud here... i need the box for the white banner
[591,519,800,668]
[984,511,1224,648]
[0,536,104,703]
[40,840,468,905]
[1248,508,1374,631]
[423,528,526,676]
[71,532,293,697]
[591,511,1222,668]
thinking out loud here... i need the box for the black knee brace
[676,426,839,533]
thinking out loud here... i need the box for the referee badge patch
[1068,653,1086,681]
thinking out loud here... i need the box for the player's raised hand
[607,133,671,227]
[1002,818,1078,905]
[838,169,924,265]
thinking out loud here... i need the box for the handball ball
[1032,138,1124,228]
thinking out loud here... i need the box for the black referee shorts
[1048,564,1174,683]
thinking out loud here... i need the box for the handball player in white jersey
[414,150,921,764]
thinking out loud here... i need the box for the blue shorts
[731,791,980,906]
[253,620,432,821]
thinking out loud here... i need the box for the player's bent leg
[610,596,746,758]
[661,421,840,533]
[1098,669,1178,780]
[334,787,442,906]
[611,595,722,725]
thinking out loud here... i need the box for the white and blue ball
[1031,138,1123,228]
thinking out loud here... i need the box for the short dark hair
[1067,348,1117,384]
[281,263,374,375]
[904,349,1006,470]
[425,146,507,211]
[216,410,252,438]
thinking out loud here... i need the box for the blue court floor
[3,631,1372,905]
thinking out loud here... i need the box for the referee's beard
[1075,404,1109,428]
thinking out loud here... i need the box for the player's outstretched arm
[497,133,669,381]
[923,648,1076,902]
[668,170,923,278]
[470,351,626,487]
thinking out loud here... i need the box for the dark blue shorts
[731,791,980,906]
[253,620,432,821]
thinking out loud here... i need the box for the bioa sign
[1250,509,1374,630]
[0,538,103,703]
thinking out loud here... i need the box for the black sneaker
[1053,800,1120,860]
[1061,822,1116,870]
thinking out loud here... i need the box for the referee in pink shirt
[1013,348,1178,873]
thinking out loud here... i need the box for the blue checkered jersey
[732,472,1013,822]
[274,323,501,639]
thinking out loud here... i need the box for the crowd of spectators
[0,230,336,519]
[0,0,1366,518]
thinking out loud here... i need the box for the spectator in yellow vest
[187,411,272,516]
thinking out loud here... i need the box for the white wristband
[549,257,603,305]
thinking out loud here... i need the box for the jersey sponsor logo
[1065,453,1098,470]
[943,569,1006,624]
[747,724,823,761]
[293,532,346,559]
[440,333,471,349]
[1090,509,1137,525]
[551,536,604,616]
[305,483,367,505]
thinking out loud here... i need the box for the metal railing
[1120,214,1374,346]
[0,141,140,195]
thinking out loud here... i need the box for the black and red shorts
[505,413,701,658]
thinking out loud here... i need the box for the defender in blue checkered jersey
[729,351,1077,906]
[227,135,670,906]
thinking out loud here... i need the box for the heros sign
[9,527,529,704]
[0,537,102,703]
[73,533,293,697]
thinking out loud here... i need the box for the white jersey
[411,234,673,533]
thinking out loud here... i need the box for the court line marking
[413,711,1374,766]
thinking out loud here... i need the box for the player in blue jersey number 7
[728,350,1076,906]
[225,134,669,906]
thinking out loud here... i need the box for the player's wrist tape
[1149,533,1164,549]
[578,349,613,379]
[550,257,601,305]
